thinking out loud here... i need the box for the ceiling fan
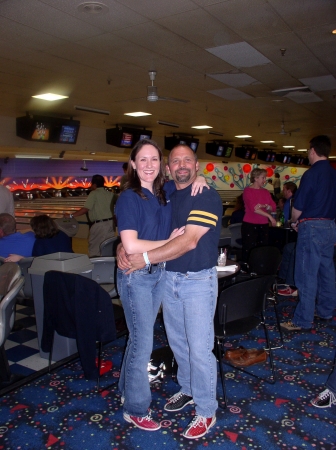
[146,70,189,103]
[267,121,300,136]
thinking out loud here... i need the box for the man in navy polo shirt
[122,145,222,439]
[281,135,336,331]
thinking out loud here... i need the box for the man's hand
[127,253,147,273]
[5,254,23,262]
[116,243,131,270]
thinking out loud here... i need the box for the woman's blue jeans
[294,220,336,328]
[117,265,165,417]
[163,268,218,418]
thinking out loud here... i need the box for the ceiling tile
[206,42,272,68]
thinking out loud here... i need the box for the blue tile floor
[4,299,50,378]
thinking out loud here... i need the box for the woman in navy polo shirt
[116,139,185,431]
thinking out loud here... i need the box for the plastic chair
[0,263,25,384]
[90,257,118,298]
[214,275,276,408]
[17,257,34,300]
[99,236,120,257]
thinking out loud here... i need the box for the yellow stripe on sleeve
[187,216,217,226]
[189,210,218,220]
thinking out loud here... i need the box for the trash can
[29,252,94,361]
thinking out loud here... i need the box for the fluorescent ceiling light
[157,120,179,128]
[192,125,212,129]
[124,112,151,117]
[235,135,251,138]
[297,149,308,152]
[260,140,275,143]
[108,159,119,161]
[15,155,51,159]
[332,30,336,34]
[283,145,295,148]
[32,93,68,101]
[329,156,336,158]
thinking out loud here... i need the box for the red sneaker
[182,415,216,439]
[277,287,298,297]
[123,410,161,431]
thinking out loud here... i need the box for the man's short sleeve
[186,190,221,230]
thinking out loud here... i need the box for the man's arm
[127,224,209,270]
[64,207,89,218]
[291,207,302,222]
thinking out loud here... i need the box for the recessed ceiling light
[272,99,284,102]
[32,93,68,101]
[235,135,251,138]
[78,2,109,14]
[192,125,213,129]
[90,152,96,154]
[332,29,336,34]
[297,148,308,152]
[124,112,151,117]
[283,145,295,148]
[260,140,275,143]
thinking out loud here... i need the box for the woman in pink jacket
[242,168,277,261]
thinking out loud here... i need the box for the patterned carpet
[0,294,335,450]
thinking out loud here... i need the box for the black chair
[236,245,283,347]
[99,236,121,257]
[0,263,25,385]
[42,271,117,388]
[214,275,276,408]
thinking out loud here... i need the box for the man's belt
[298,217,333,223]
[93,217,113,224]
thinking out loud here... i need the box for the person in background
[241,168,277,262]
[4,215,73,261]
[0,185,14,217]
[264,178,273,192]
[311,352,336,408]
[0,213,35,258]
[280,135,336,332]
[282,181,297,223]
[64,174,115,257]
[120,162,128,191]
[273,172,281,198]
[30,215,73,256]
[230,194,245,224]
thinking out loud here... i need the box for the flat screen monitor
[31,121,51,141]
[106,127,136,148]
[120,132,133,147]
[58,124,79,144]
[223,145,233,158]
[139,134,151,141]
[235,146,258,160]
[206,143,233,158]
[190,141,198,152]
[165,136,199,152]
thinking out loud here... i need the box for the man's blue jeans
[163,268,218,418]
[326,353,336,395]
[293,220,336,328]
[117,265,165,417]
